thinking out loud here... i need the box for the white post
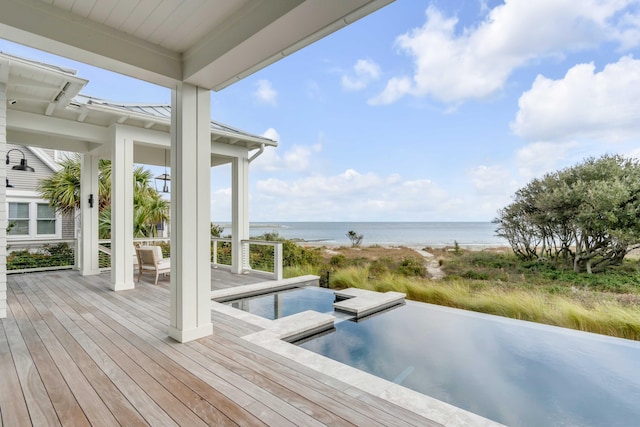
[231,156,249,274]
[168,83,213,343]
[110,126,134,290]
[79,154,100,275]
[273,242,283,280]
[0,60,8,318]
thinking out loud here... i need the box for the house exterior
[5,143,75,241]
[0,0,395,342]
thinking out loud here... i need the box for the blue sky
[3,0,640,222]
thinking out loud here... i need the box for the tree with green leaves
[346,230,363,247]
[38,154,169,239]
[494,154,640,273]
[210,223,225,237]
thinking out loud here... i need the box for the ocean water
[221,222,507,248]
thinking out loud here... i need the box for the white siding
[0,81,7,318]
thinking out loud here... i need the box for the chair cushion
[138,245,163,261]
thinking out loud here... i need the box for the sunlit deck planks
[0,271,442,426]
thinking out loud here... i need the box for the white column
[79,154,100,275]
[168,83,212,343]
[0,61,7,318]
[231,156,249,274]
[110,126,134,290]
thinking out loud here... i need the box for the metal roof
[74,95,271,143]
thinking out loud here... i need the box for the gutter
[248,143,265,163]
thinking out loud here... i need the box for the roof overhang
[2,52,276,166]
[0,0,394,90]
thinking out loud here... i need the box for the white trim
[27,146,61,172]
[7,196,62,240]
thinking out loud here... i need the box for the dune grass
[281,244,640,340]
[324,267,640,341]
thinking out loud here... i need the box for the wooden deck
[0,270,443,426]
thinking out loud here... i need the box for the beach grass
[283,245,640,341]
[327,271,640,340]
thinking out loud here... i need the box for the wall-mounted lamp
[88,193,94,208]
[6,149,35,172]
[155,149,170,193]
[6,178,13,188]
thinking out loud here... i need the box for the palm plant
[38,154,169,239]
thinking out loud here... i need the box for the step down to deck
[333,288,405,318]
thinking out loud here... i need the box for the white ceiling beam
[0,57,8,83]
[77,106,88,122]
[8,109,109,143]
[7,129,96,152]
[110,124,168,147]
[45,101,56,115]
[186,0,394,90]
[8,76,62,90]
[0,0,182,87]
[211,141,249,158]
[183,0,304,86]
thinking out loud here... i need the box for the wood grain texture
[0,271,444,427]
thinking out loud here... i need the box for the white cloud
[262,127,280,142]
[251,142,322,173]
[211,187,232,222]
[251,169,518,221]
[466,165,519,216]
[253,79,278,106]
[627,147,640,159]
[515,141,580,180]
[372,1,640,104]
[341,59,381,91]
[512,56,640,142]
[468,165,516,195]
[369,76,412,105]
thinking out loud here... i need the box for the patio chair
[135,245,170,285]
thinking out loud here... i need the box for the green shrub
[329,254,347,268]
[7,243,75,270]
[398,257,427,277]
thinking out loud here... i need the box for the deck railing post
[274,242,283,280]
[241,241,250,272]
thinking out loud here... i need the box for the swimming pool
[225,286,640,426]
[224,286,335,320]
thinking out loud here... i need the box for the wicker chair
[135,246,170,285]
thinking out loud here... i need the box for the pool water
[225,286,640,426]
[224,286,335,320]
[298,300,640,427]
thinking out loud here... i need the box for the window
[37,204,56,234]
[8,203,29,236]
[8,201,59,238]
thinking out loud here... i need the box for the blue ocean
[221,222,507,248]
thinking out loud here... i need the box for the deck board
[1,271,446,426]
[12,283,119,427]
[0,313,32,427]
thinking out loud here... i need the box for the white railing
[6,238,77,274]
[242,239,283,280]
[211,237,283,280]
[98,238,171,271]
[6,236,282,280]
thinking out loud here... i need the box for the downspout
[248,143,265,163]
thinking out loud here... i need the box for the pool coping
[211,282,504,427]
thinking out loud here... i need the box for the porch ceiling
[2,52,275,166]
[0,0,394,90]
